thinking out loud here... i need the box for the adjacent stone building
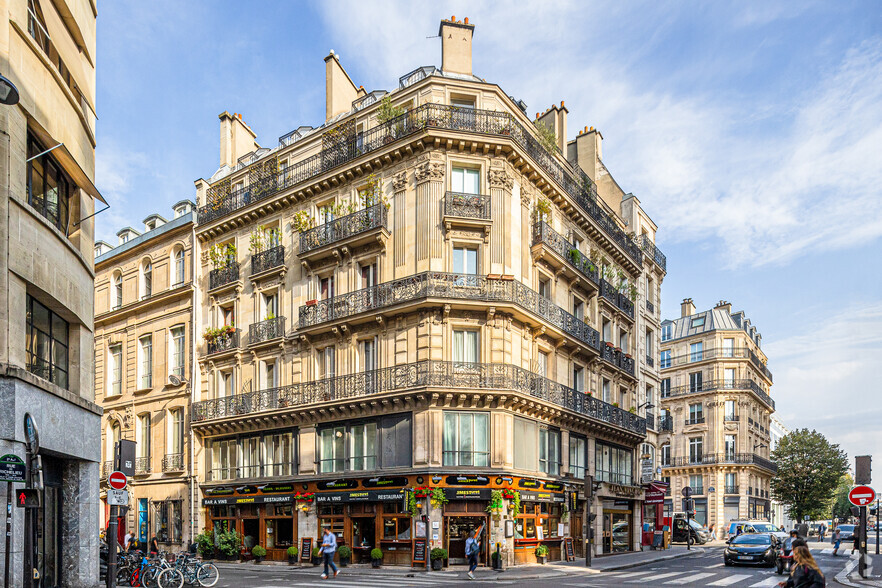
[94,202,198,550]
[0,1,101,585]
[186,17,666,564]
[658,299,776,532]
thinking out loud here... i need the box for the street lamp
[0,74,20,105]
[637,402,655,410]
[754,443,767,451]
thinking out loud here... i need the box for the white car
[727,521,788,543]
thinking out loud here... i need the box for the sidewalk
[835,553,882,588]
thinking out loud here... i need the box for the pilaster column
[414,156,445,272]
[488,165,513,275]
[392,170,408,275]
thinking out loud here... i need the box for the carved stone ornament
[392,171,408,192]
[488,168,513,190]
[414,160,445,184]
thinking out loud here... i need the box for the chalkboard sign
[564,537,575,561]
[652,531,663,549]
[300,537,313,562]
[412,538,427,565]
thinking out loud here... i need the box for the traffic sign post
[106,489,129,507]
[108,471,127,491]
[682,486,693,551]
[849,485,876,507]
[849,484,875,578]
[1,454,26,588]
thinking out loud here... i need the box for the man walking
[320,527,340,579]
[465,524,484,580]
[819,523,826,542]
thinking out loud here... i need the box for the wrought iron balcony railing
[135,457,151,475]
[251,245,285,275]
[663,378,775,410]
[725,414,740,422]
[191,360,646,435]
[645,411,656,430]
[299,204,388,256]
[207,329,240,355]
[299,272,602,352]
[660,346,773,381]
[162,453,184,472]
[209,263,239,290]
[724,485,740,494]
[444,192,492,220]
[658,416,673,431]
[102,461,113,478]
[599,279,635,319]
[685,417,706,425]
[531,222,599,286]
[749,348,774,383]
[646,355,655,368]
[600,343,636,377]
[664,453,778,473]
[198,104,643,265]
[249,317,286,345]
[637,234,667,272]
[646,300,655,314]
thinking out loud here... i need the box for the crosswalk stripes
[706,574,753,586]
[625,571,687,582]
[663,572,717,584]
[747,577,780,587]
[704,562,725,568]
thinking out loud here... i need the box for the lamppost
[0,74,20,106]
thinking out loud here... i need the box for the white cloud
[95,142,151,243]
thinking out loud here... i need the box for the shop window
[443,412,489,467]
[382,516,412,541]
[26,295,69,388]
[595,442,632,485]
[154,500,183,543]
[26,132,73,233]
[515,503,562,543]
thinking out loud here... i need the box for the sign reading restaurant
[203,494,296,506]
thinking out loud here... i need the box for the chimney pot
[561,100,565,107]
[464,17,469,24]
[451,14,455,20]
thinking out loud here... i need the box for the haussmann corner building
[0,0,102,586]
[657,298,776,535]
[188,17,668,565]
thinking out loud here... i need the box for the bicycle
[175,553,219,587]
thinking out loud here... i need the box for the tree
[831,473,855,521]
[770,428,848,523]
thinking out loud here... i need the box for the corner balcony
[298,204,388,264]
[600,343,636,378]
[191,359,646,437]
[443,192,492,235]
[209,262,240,292]
[637,234,667,273]
[664,453,778,474]
[248,316,286,346]
[599,279,635,320]
[299,272,602,354]
[251,245,285,277]
[530,222,600,292]
[206,329,240,356]
[661,346,774,383]
[662,378,775,411]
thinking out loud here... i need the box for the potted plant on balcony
[286,545,298,565]
[535,198,552,221]
[535,544,549,564]
[430,548,447,571]
[337,545,352,567]
[370,548,383,568]
[251,545,267,563]
[292,210,315,233]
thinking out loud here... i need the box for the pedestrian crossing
[218,572,475,588]
[586,570,791,587]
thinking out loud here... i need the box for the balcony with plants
[249,228,285,276]
[597,263,636,320]
[204,325,240,356]
[208,243,240,291]
[530,220,600,293]
[600,341,636,378]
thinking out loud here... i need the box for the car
[724,533,779,567]
[727,520,788,543]
[836,525,856,541]
[672,517,710,545]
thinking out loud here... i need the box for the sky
[95,1,882,466]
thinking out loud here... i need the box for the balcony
[637,234,667,273]
[207,329,240,355]
[191,360,646,435]
[749,349,774,383]
[645,411,656,430]
[162,453,184,473]
[725,485,740,494]
[663,378,775,411]
[600,343,636,378]
[102,461,113,478]
[725,414,740,422]
[685,417,706,426]
[198,104,643,266]
[646,355,655,368]
[249,317,286,345]
[664,453,778,474]
[531,222,600,290]
[209,263,240,291]
[299,272,602,353]
[599,279,635,319]
[299,204,388,261]
[443,192,492,223]
[691,486,705,495]
[251,245,285,276]
[660,346,774,382]
[135,457,151,475]
[658,416,673,432]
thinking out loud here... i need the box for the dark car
[836,525,856,541]
[724,533,778,567]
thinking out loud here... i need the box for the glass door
[445,515,487,565]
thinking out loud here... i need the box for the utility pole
[584,474,593,567]
[876,497,879,556]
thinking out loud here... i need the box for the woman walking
[777,545,825,587]
[832,526,841,556]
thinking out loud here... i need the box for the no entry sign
[108,471,128,491]
[849,485,876,507]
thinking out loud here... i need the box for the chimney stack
[324,50,359,122]
[439,16,475,76]
[218,111,258,168]
[715,300,732,314]
[681,298,695,318]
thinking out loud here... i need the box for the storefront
[594,482,645,555]
[641,481,667,548]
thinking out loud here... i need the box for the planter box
[431,559,443,571]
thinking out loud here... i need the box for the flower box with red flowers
[294,492,315,502]
[413,486,432,498]
[501,489,516,500]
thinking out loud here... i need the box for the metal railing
[685,417,706,425]
[191,360,646,435]
[646,355,655,368]
[663,378,775,410]
[162,453,184,472]
[599,279,634,318]
[658,416,673,432]
[645,411,656,430]
[749,349,774,382]
[135,457,151,475]
[665,453,778,473]
[637,234,667,272]
[299,272,602,351]
[661,346,773,382]
[531,222,599,286]
[209,263,239,290]
[444,192,492,220]
[249,317,286,344]
[725,414,740,422]
[600,343,636,377]
[251,245,285,275]
[207,329,240,355]
[646,300,655,314]
[299,204,388,255]
[725,485,739,494]
[198,104,643,264]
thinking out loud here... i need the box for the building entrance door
[602,509,632,554]
[445,516,487,565]
[351,517,376,563]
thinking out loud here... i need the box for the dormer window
[121,234,129,243]
[691,316,705,328]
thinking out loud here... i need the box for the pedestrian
[851,530,860,555]
[832,526,841,556]
[777,545,825,588]
[465,526,482,580]
[320,527,339,579]
[708,523,716,542]
[820,523,826,542]
[783,530,798,554]
[149,535,159,556]
[123,531,132,551]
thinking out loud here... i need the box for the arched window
[172,248,185,287]
[141,260,152,299]
[112,271,123,309]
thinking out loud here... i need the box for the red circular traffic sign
[108,471,128,491]
[848,485,875,507]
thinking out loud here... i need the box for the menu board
[412,538,427,565]
[565,537,575,561]
[300,537,313,562]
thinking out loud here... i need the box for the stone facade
[94,204,197,549]
[0,1,100,585]
[658,299,776,534]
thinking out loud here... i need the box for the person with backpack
[777,545,825,587]
[465,524,484,580]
